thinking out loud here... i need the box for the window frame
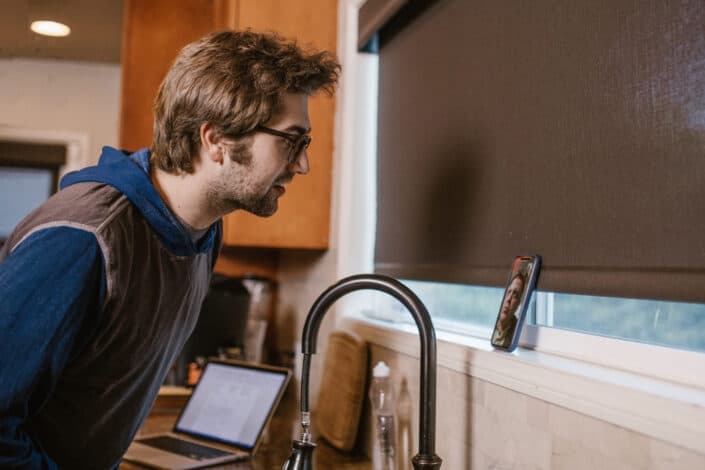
[0,126,90,179]
[519,322,705,390]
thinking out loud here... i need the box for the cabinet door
[120,0,337,250]
[120,0,228,151]
[221,0,338,250]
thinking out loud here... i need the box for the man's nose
[291,149,310,175]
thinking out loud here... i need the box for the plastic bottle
[369,361,396,470]
[396,378,413,470]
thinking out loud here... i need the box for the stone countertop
[120,385,370,470]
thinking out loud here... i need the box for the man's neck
[150,166,218,230]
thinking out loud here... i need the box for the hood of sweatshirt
[60,146,221,256]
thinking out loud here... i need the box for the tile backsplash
[356,344,705,470]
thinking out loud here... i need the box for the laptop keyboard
[138,435,233,461]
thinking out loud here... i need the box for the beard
[232,186,280,217]
[206,140,287,218]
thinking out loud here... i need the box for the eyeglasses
[256,125,312,165]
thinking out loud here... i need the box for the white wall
[0,58,121,166]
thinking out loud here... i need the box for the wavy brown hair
[151,29,340,173]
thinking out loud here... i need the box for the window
[0,140,65,244]
[362,281,705,354]
[0,166,56,242]
[345,0,705,392]
[343,1,705,454]
[369,0,705,305]
[539,292,705,353]
[361,281,502,333]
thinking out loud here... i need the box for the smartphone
[491,255,541,352]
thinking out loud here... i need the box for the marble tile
[591,420,651,468]
[483,381,529,424]
[469,400,552,470]
[551,436,642,470]
[437,390,468,435]
[469,377,486,406]
[547,403,654,468]
[438,365,472,403]
[436,434,471,469]
[526,396,550,432]
[547,404,585,444]
[648,438,705,470]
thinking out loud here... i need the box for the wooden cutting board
[314,330,368,451]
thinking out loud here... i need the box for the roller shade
[358,0,406,50]
[373,0,705,303]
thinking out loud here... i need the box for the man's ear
[199,122,224,164]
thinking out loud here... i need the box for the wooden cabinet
[224,1,338,250]
[120,0,338,250]
[120,0,229,152]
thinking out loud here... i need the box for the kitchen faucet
[281,274,443,470]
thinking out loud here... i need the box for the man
[0,30,339,469]
[492,273,525,348]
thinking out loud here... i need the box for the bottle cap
[373,361,390,378]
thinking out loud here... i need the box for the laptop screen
[174,362,288,450]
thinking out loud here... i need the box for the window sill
[338,314,705,455]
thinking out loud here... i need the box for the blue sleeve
[0,227,106,469]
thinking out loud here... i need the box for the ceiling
[0,0,123,63]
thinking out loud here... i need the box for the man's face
[208,93,311,217]
[499,276,524,325]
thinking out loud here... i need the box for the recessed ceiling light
[30,20,71,38]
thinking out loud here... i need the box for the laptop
[124,359,291,469]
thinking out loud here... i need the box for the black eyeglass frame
[256,125,312,165]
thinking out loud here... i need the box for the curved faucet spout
[297,274,442,470]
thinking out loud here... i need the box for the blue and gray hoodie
[0,147,221,469]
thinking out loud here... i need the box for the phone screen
[491,255,541,352]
